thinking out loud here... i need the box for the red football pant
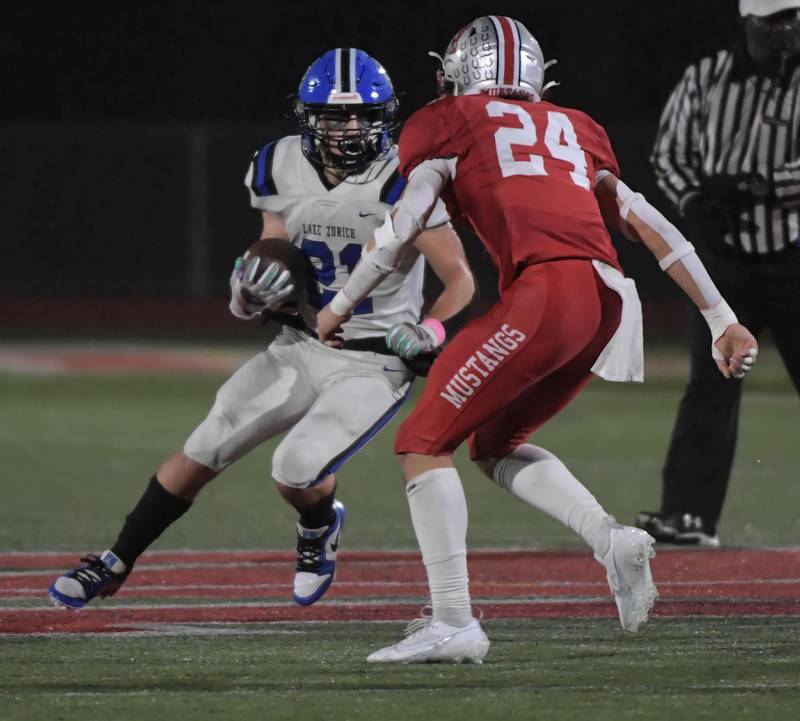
[395,259,622,459]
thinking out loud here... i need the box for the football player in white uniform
[48,48,474,609]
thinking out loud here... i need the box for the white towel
[590,260,644,383]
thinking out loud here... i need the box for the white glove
[386,319,445,359]
[229,255,294,319]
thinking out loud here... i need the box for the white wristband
[700,299,738,344]
[329,290,355,316]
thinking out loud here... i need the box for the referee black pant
[661,245,800,534]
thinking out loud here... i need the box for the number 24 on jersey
[488,101,590,190]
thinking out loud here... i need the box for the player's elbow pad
[370,212,406,272]
[367,247,400,275]
[334,213,403,313]
[391,159,452,242]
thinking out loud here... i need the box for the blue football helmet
[293,48,399,174]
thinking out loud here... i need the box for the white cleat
[597,525,658,632]
[367,617,490,664]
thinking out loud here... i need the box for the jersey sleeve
[398,101,454,177]
[244,139,294,217]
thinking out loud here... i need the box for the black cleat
[634,511,720,548]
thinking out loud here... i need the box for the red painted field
[1,548,798,634]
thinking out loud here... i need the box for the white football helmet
[431,16,555,101]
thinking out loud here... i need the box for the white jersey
[244,136,450,340]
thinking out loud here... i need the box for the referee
[637,0,800,546]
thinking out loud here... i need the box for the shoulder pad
[249,140,279,197]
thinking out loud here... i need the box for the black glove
[683,173,775,253]
[705,173,771,206]
[681,174,770,254]
[703,175,749,208]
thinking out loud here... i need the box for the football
[241,237,314,309]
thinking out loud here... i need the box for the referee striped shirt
[651,48,800,254]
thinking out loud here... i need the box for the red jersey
[398,94,621,291]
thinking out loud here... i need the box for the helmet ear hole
[384,97,398,119]
[292,97,303,120]
[435,69,458,97]
[435,69,446,96]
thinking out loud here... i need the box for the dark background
[0,0,741,329]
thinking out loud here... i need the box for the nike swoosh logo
[358,211,376,217]
[330,530,340,552]
[382,366,407,373]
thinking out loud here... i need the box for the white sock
[492,444,613,557]
[406,468,473,628]
[100,549,128,575]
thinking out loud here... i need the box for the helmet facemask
[294,100,398,174]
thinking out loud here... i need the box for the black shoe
[634,511,720,547]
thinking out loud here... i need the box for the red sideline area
[0,297,687,335]
[1,549,798,634]
[0,298,240,332]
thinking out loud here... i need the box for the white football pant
[184,326,413,487]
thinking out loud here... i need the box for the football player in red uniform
[319,16,759,663]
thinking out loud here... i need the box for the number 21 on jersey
[301,239,374,315]
[487,101,590,190]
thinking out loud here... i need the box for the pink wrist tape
[421,317,446,345]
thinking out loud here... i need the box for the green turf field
[0,343,797,551]
[0,342,798,720]
[2,619,799,720]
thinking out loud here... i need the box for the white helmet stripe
[334,48,343,93]
[488,15,505,86]
[508,18,522,86]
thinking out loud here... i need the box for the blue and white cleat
[292,499,345,606]
[48,550,129,609]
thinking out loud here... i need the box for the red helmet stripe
[496,16,518,86]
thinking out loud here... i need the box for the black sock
[110,476,192,568]
[298,491,336,530]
